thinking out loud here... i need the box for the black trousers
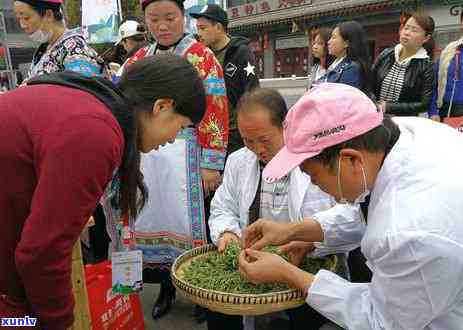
[348,247,372,283]
[83,205,111,264]
[143,267,172,284]
[206,303,328,330]
[89,205,111,261]
[439,102,463,121]
[351,201,373,283]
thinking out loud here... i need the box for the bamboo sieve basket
[171,244,337,316]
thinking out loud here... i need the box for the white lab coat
[209,147,364,255]
[307,117,463,329]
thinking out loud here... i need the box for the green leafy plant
[182,242,331,294]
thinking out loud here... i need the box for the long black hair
[26,54,205,219]
[337,21,372,96]
[119,54,205,124]
[116,54,206,217]
[313,28,336,69]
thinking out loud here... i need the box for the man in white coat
[208,88,364,330]
[240,83,463,330]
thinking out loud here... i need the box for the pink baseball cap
[263,83,384,183]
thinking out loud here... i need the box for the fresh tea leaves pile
[182,242,331,294]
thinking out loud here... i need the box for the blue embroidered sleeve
[62,37,102,77]
[203,77,226,96]
[200,148,226,170]
[64,59,102,77]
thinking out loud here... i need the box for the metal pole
[117,0,123,21]
[0,12,16,89]
[307,26,312,74]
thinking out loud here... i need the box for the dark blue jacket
[430,48,463,117]
[316,58,362,90]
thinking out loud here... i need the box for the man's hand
[279,241,315,267]
[201,169,221,196]
[242,219,294,250]
[218,232,240,253]
[238,249,290,284]
[239,249,315,291]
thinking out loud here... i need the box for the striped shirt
[379,44,429,103]
[259,175,290,222]
[379,61,408,102]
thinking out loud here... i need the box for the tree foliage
[121,0,144,20]
[64,0,82,29]
[64,0,143,29]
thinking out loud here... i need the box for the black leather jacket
[372,47,435,116]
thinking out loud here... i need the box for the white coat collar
[237,148,309,222]
[394,44,428,66]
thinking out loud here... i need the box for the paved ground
[140,283,292,330]
[140,283,207,330]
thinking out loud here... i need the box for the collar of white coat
[236,147,310,221]
[394,43,428,66]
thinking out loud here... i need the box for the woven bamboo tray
[172,244,337,316]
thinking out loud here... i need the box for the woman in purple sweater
[0,54,206,329]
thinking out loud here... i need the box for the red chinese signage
[228,0,311,18]
[260,1,271,12]
[231,7,240,18]
[278,0,305,8]
[245,3,255,15]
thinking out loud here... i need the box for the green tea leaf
[182,243,331,294]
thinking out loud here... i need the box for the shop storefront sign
[275,36,308,50]
[423,3,461,28]
[228,0,312,19]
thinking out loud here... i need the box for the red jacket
[0,85,124,329]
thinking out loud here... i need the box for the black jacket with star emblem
[222,36,259,121]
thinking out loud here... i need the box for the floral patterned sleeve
[188,44,229,171]
[61,36,103,78]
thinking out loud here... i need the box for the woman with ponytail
[308,27,335,89]
[321,21,372,96]
[0,54,205,330]
[112,0,229,320]
[372,12,436,117]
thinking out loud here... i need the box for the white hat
[116,20,144,45]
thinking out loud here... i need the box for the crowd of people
[2,0,463,330]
